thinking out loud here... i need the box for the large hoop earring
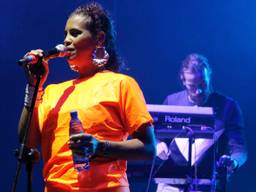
[92,46,109,68]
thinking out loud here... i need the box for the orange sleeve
[120,76,153,135]
[38,84,54,131]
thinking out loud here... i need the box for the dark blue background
[1,0,255,191]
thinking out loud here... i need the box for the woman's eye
[70,29,82,37]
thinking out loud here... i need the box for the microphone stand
[11,62,43,192]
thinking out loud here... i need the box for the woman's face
[64,14,97,74]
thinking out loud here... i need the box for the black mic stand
[11,62,43,192]
[183,126,195,192]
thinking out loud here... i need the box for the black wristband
[98,141,110,156]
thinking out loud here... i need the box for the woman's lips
[66,49,78,71]
[66,50,76,60]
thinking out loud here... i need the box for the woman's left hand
[69,133,100,156]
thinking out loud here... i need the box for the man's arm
[224,100,247,169]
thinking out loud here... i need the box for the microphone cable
[144,156,156,192]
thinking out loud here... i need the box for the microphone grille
[55,44,68,57]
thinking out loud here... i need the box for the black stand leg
[184,129,195,192]
[11,63,43,192]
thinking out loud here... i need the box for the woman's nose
[64,40,71,47]
[64,35,72,46]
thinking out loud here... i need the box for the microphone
[18,44,68,66]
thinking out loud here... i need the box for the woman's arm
[69,123,156,160]
[102,123,156,160]
[18,49,49,146]
[18,106,30,143]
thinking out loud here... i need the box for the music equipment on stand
[127,104,218,192]
[147,104,215,138]
[147,104,217,192]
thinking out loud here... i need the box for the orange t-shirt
[32,71,152,191]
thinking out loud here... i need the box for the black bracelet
[24,84,44,107]
[100,141,110,156]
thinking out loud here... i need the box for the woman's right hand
[23,49,49,88]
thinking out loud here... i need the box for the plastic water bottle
[69,111,89,171]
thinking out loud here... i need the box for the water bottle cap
[70,111,78,119]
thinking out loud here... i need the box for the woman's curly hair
[70,2,122,72]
